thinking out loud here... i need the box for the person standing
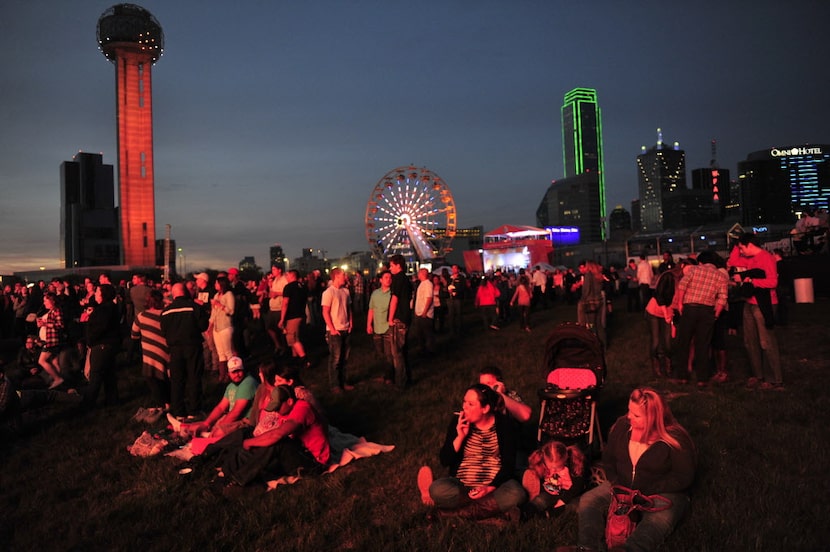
[322,268,353,392]
[475,275,500,331]
[637,254,655,307]
[161,283,209,418]
[388,255,413,389]
[446,265,466,338]
[510,274,533,332]
[367,271,394,384]
[83,284,122,408]
[266,265,288,355]
[279,270,310,368]
[671,250,728,387]
[622,259,641,312]
[409,268,435,355]
[728,234,784,390]
[227,267,252,361]
[575,260,606,347]
[209,276,236,383]
[130,289,170,411]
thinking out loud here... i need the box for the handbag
[605,485,672,549]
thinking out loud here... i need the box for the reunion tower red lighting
[97,4,163,266]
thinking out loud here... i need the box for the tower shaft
[113,46,156,266]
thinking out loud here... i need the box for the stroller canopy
[543,322,607,385]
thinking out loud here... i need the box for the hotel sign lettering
[770,147,823,157]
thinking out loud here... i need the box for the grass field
[2,296,828,551]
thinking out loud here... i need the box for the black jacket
[86,302,122,348]
[161,296,209,347]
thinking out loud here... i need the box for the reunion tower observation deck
[97,4,163,267]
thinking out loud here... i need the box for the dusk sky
[2,1,828,274]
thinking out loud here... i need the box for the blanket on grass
[162,426,395,488]
[266,426,395,490]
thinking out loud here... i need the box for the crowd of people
[0,234,800,549]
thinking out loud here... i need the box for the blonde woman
[576,388,696,551]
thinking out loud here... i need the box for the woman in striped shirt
[131,290,170,411]
[417,383,526,520]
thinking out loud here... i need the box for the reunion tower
[97,4,163,267]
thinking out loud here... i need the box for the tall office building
[60,152,120,268]
[561,88,606,239]
[536,173,603,244]
[97,4,164,266]
[737,144,830,225]
[636,129,686,232]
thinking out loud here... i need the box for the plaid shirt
[676,263,728,309]
[43,307,66,347]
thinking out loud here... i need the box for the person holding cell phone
[416,383,527,521]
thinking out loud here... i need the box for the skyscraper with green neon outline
[561,88,606,238]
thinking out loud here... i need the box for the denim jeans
[429,477,526,511]
[390,321,409,389]
[577,481,689,551]
[372,331,394,381]
[326,330,351,389]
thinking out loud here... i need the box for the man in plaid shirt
[671,250,729,386]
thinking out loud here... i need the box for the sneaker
[759,381,785,391]
[521,469,541,501]
[417,465,434,506]
[746,377,762,389]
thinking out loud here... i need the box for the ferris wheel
[365,166,457,262]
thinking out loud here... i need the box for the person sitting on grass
[417,383,527,521]
[575,387,696,551]
[0,364,81,437]
[218,384,330,491]
[520,440,587,519]
[6,336,48,390]
[168,356,256,440]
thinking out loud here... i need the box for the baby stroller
[537,322,606,455]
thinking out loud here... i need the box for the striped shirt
[131,309,170,379]
[456,424,501,487]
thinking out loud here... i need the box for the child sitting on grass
[521,439,587,519]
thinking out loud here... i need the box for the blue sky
[2,0,828,273]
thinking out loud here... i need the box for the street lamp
[177,247,186,276]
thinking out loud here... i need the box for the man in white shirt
[322,268,353,392]
[636,254,654,307]
[409,268,435,355]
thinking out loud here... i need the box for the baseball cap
[228,356,244,372]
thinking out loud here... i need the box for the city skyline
[2,1,828,273]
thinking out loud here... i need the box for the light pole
[177,247,186,276]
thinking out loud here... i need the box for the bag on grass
[127,431,169,457]
[605,485,672,549]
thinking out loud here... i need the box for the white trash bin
[794,278,814,303]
